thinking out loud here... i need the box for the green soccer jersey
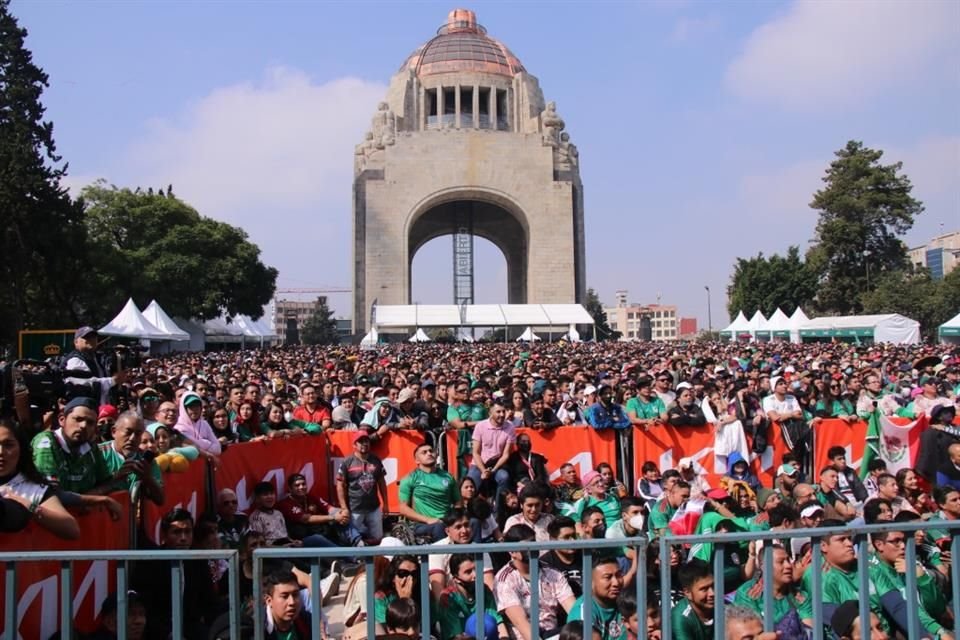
[670,598,712,640]
[568,596,628,640]
[575,493,622,529]
[31,429,111,493]
[733,578,813,626]
[99,442,164,493]
[802,563,886,631]
[867,553,944,635]
[398,467,460,520]
[436,585,501,640]
[648,500,677,535]
[625,396,666,421]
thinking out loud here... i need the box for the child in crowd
[248,481,300,547]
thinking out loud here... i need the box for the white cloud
[127,67,385,217]
[726,0,959,110]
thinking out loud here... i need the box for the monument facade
[352,8,586,333]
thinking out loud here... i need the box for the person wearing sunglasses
[374,555,423,632]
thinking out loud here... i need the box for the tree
[806,140,923,314]
[585,288,620,340]
[861,267,960,340]
[79,182,277,323]
[726,246,818,319]
[0,0,89,343]
[299,298,340,345]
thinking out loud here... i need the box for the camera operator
[99,412,164,506]
[64,327,127,406]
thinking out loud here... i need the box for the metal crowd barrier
[1,549,239,640]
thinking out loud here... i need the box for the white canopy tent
[455,328,476,343]
[371,303,594,340]
[359,327,379,349]
[562,324,582,342]
[141,301,190,341]
[939,311,960,344]
[720,311,751,341]
[798,314,920,344]
[765,308,792,341]
[746,311,768,341]
[787,308,810,344]
[408,328,431,343]
[517,327,541,342]
[99,298,170,341]
[202,317,245,344]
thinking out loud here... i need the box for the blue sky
[13,0,960,327]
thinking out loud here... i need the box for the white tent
[516,327,541,342]
[202,316,245,343]
[562,324,582,342]
[360,327,379,349]
[455,328,475,343]
[787,307,810,344]
[766,308,792,341]
[798,314,920,344]
[99,298,170,340]
[720,311,751,341]
[408,328,431,343]
[939,311,960,344]
[141,301,190,341]
[746,311,768,341]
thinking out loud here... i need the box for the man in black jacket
[827,446,868,504]
[63,326,126,405]
[505,432,549,488]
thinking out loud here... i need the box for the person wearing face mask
[436,554,505,640]
[584,385,631,431]
[505,433,549,487]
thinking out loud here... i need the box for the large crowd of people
[3,326,960,639]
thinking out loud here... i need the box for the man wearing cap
[395,387,429,430]
[336,431,388,543]
[64,326,126,406]
[774,464,800,505]
[653,372,676,408]
[31,398,114,494]
[584,385,631,431]
[90,591,148,640]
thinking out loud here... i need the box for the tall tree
[806,140,923,314]
[0,0,89,343]
[80,182,278,323]
[726,246,818,319]
[585,288,620,340]
[299,298,340,345]
[861,267,960,340]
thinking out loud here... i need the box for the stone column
[454,84,461,129]
[490,89,497,130]
[473,84,480,129]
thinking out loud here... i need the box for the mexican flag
[860,410,928,479]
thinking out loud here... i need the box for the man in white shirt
[761,377,803,422]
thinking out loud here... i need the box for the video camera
[0,359,65,419]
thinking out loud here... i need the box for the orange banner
[326,429,425,513]
[445,426,618,485]
[812,418,870,476]
[142,458,209,545]
[214,436,329,513]
[0,492,130,638]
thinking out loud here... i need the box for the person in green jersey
[98,412,164,506]
[568,556,628,640]
[573,471,622,529]
[733,544,813,635]
[647,480,690,536]
[671,560,714,640]
[436,554,503,640]
[868,529,954,639]
[447,380,484,480]
[31,397,113,494]
[397,443,459,541]
[625,377,667,429]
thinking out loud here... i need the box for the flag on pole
[860,410,928,479]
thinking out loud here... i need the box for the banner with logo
[0,492,130,639]
[214,437,329,513]
[444,426,618,484]
[326,429,425,513]
[142,458,209,545]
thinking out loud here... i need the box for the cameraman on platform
[64,326,126,406]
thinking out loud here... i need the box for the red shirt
[277,494,333,523]
[292,403,331,424]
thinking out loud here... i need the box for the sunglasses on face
[395,569,417,579]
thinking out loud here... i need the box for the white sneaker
[320,572,341,606]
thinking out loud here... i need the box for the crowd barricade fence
[5,419,960,637]
[252,520,960,640]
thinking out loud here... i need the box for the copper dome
[400,9,525,78]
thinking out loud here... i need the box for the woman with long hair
[0,420,80,539]
[233,400,265,442]
[506,390,527,428]
[374,555,422,631]
[896,468,936,515]
[209,406,236,445]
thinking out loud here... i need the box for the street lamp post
[704,286,712,335]
[863,249,872,288]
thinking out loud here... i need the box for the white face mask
[284,411,293,422]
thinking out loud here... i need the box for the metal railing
[252,520,960,640]
[1,549,239,640]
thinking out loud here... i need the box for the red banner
[632,423,790,489]
[445,426,618,484]
[0,492,130,638]
[326,429,425,513]
[812,418,871,476]
[143,458,209,545]
[214,437,329,513]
